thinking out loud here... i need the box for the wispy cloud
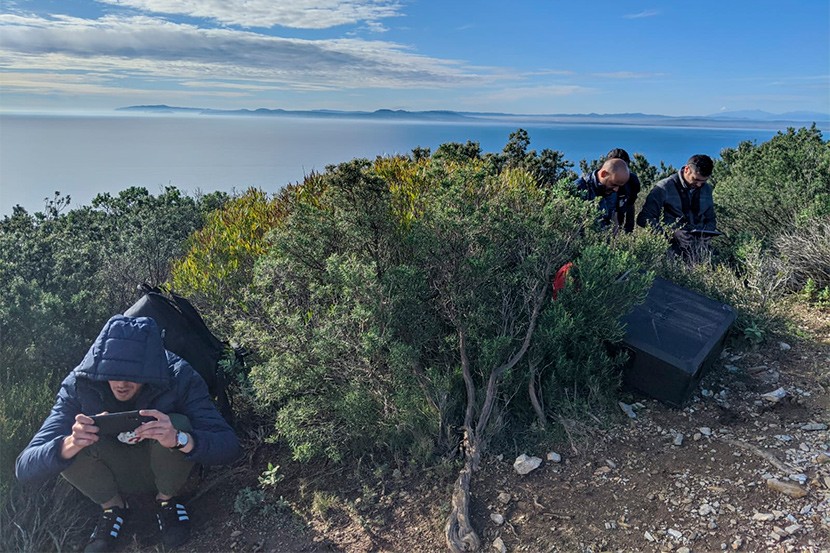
[523,69,574,77]
[0,14,498,96]
[591,71,666,79]
[623,10,659,19]
[482,84,595,102]
[0,71,249,98]
[95,0,403,29]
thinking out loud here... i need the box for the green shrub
[528,242,654,419]
[239,139,658,464]
[714,125,830,256]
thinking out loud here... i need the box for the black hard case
[621,277,736,407]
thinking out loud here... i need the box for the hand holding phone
[91,410,155,435]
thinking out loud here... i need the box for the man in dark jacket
[16,315,241,552]
[572,157,630,230]
[606,148,642,233]
[636,154,718,257]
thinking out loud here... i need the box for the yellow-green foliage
[372,156,431,228]
[172,187,287,302]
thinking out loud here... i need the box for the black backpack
[123,284,236,420]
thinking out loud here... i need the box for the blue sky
[1,0,828,116]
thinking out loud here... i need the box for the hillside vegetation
[1,126,828,552]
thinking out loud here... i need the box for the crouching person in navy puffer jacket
[16,315,241,552]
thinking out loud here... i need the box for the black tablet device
[91,411,154,435]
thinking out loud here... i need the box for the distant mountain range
[117,105,830,128]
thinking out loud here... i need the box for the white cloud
[591,71,666,79]
[95,0,403,29]
[623,10,659,19]
[0,14,493,94]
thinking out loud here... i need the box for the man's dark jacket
[617,172,642,233]
[636,171,716,231]
[573,171,627,228]
[16,315,240,485]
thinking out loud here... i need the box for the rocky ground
[114,306,829,553]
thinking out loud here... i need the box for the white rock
[492,536,506,553]
[761,387,788,402]
[490,513,504,525]
[785,523,801,534]
[497,492,511,505]
[546,451,562,463]
[667,528,683,539]
[779,341,791,351]
[513,454,542,475]
[618,401,637,419]
[644,531,656,542]
[699,427,713,436]
[788,473,808,485]
[753,512,775,521]
[801,423,828,431]
[674,433,684,446]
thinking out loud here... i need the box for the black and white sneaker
[156,498,191,549]
[85,506,128,553]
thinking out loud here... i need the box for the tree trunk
[444,281,549,551]
[528,358,546,429]
[444,430,481,553]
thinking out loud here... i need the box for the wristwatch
[171,431,189,450]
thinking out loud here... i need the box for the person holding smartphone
[15,315,240,552]
[636,154,719,259]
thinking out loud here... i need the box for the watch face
[176,431,188,448]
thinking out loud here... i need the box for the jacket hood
[73,315,172,386]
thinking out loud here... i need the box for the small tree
[714,125,830,254]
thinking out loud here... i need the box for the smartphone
[91,411,154,435]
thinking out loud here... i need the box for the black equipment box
[621,277,736,407]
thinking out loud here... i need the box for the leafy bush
[238,137,657,467]
[714,125,830,255]
[172,187,289,309]
[240,159,433,462]
[527,242,655,421]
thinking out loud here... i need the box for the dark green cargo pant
[61,414,194,505]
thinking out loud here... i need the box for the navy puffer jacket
[16,315,240,485]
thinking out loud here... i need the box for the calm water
[0,113,799,215]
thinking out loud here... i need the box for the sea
[0,113,817,216]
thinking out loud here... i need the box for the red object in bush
[552,262,573,300]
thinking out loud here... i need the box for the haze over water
[0,113,801,216]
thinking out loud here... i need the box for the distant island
[117,105,830,129]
